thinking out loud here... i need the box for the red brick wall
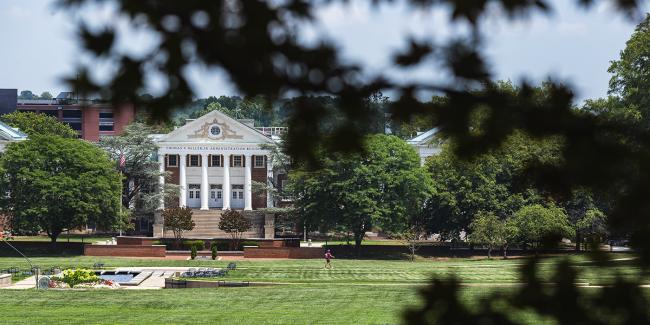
[82,106,100,141]
[0,215,6,232]
[252,155,267,209]
[17,103,136,142]
[257,239,300,248]
[244,247,323,259]
[165,155,180,185]
[113,103,135,135]
[116,236,157,246]
[84,244,166,257]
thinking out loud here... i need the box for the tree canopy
[55,0,650,322]
[468,212,518,258]
[99,122,175,225]
[218,209,252,250]
[512,204,574,250]
[423,129,560,239]
[288,134,432,251]
[0,136,123,241]
[1,111,78,138]
[162,206,195,246]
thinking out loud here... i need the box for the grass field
[0,254,647,324]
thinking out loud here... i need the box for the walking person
[324,249,334,269]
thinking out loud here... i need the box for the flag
[119,153,126,168]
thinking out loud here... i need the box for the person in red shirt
[324,249,334,269]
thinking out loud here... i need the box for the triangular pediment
[158,110,275,144]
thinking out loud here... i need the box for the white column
[244,154,252,211]
[266,155,274,208]
[179,154,187,207]
[200,154,209,210]
[158,152,165,210]
[222,153,231,210]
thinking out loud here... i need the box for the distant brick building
[0,89,136,141]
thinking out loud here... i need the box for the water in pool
[97,272,138,283]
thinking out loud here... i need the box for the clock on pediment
[188,118,243,140]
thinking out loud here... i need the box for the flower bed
[47,279,121,289]
[48,269,121,289]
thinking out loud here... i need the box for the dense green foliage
[512,204,574,250]
[607,15,650,127]
[99,122,177,229]
[211,243,218,260]
[0,136,122,241]
[468,212,518,258]
[56,268,100,288]
[289,135,432,251]
[17,90,54,100]
[423,130,560,239]
[1,111,77,138]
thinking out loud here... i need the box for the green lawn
[0,254,647,324]
[1,254,643,285]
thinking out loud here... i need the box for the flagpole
[119,168,123,237]
[118,152,125,237]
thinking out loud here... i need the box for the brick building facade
[0,89,136,141]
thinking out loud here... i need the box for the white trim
[157,110,275,144]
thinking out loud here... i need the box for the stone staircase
[160,210,264,238]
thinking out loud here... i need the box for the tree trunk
[174,231,182,249]
[487,247,492,259]
[48,229,61,242]
[502,245,508,259]
[575,230,581,252]
[354,233,363,258]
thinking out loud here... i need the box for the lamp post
[1,239,38,289]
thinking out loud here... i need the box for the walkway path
[5,275,36,289]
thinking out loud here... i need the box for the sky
[0,0,645,104]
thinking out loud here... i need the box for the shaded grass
[0,254,648,324]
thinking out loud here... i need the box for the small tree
[211,243,218,260]
[576,209,608,250]
[395,226,426,262]
[218,210,251,250]
[512,204,574,253]
[190,245,197,260]
[162,207,195,248]
[468,212,519,259]
[500,219,519,259]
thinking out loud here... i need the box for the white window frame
[211,155,222,167]
[166,155,178,167]
[254,155,265,168]
[233,155,243,167]
[189,155,200,167]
